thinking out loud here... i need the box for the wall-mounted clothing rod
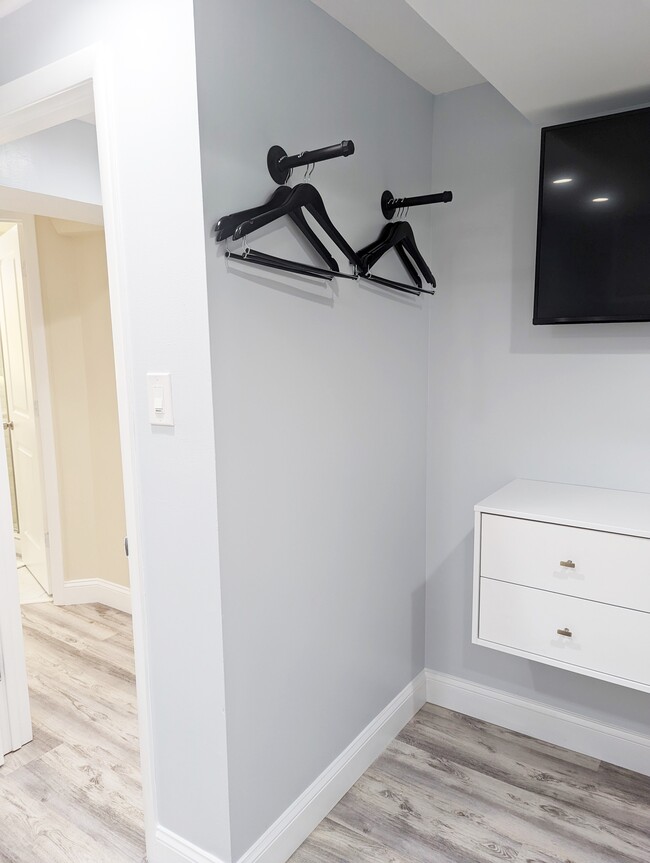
[381,189,453,220]
[268,140,355,184]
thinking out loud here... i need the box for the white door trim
[0,47,157,854]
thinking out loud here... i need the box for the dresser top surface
[475,479,650,537]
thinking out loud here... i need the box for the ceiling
[309,0,484,95]
[311,0,650,125]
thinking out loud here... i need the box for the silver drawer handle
[557,627,573,638]
[560,559,575,569]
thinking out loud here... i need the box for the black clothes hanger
[357,221,436,294]
[361,273,422,296]
[225,247,358,281]
[215,186,339,272]
[357,223,421,288]
[233,183,364,271]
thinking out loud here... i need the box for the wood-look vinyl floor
[6,604,649,863]
[290,702,650,863]
[0,602,145,863]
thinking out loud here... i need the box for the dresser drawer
[479,578,650,687]
[480,514,650,612]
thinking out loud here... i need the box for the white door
[0,365,32,757]
[0,225,49,591]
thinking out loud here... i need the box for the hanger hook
[303,161,315,183]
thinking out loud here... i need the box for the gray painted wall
[0,121,101,204]
[426,82,650,735]
[193,0,433,855]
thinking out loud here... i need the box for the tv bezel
[533,105,650,326]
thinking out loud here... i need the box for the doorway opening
[0,112,146,861]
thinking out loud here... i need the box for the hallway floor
[0,602,145,863]
[290,703,650,863]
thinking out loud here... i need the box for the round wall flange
[381,189,397,220]
[268,145,290,184]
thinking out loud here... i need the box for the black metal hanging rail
[381,189,453,220]
[268,140,355,184]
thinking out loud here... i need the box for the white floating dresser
[473,480,650,692]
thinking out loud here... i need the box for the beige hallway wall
[35,216,128,588]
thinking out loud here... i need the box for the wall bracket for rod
[381,189,453,220]
[268,140,355,184]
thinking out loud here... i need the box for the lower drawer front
[479,578,650,687]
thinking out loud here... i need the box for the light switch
[147,373,174,426]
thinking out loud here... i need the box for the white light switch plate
[147,373,174,426]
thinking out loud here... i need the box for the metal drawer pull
[557,627,573,638]
[560,559,575,568]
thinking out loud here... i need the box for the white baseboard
[59,577,131,614]
[426,669,650,776]
[150,671,425,863]
[238,670,426,863]
[154,826,225,863]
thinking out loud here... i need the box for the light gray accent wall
[193,0,433,855]
[426,82,650,734]
[0,121,101,204]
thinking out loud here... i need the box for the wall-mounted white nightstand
[473,479,650,692]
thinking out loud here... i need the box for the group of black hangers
[214,140,453,297]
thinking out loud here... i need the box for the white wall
[426,82,650,734]
[0,120,101,204]
[194,0,433,856]
[0,2,231,860]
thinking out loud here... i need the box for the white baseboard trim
[150,672,425,863]
[154,826,225,863]
[60,577,131,614]
[237,670,426,863]
[426,669,650,776]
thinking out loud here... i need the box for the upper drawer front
[480,514,650,612]
[479,578,650,687]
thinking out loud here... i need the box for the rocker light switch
[147,373,174,426]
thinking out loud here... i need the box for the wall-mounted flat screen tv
[534,106,650,324]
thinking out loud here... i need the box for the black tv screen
[534,106,650,324]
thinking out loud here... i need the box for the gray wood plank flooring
[290,702,650,863]
[0,602,145,863]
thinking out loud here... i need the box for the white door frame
[0,48,156,852]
